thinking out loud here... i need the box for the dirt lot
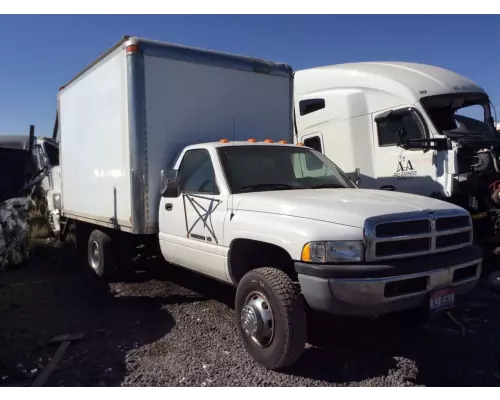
[1,239,500,387]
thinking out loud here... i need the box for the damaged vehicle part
[0,126,51,269]
[0,198,32,268]
[419,93,500,239]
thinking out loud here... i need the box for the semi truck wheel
[235,267,307,370]
[87,229,116,278]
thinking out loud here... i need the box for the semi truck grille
[365,211,472,261]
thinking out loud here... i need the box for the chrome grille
[435,215,470,231]
[365,210,472,261]
[436,231,471,248]
[375,237,431,257]
[375,219,430,237]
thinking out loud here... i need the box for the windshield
[421,93,496,135]
[217,145,356,194]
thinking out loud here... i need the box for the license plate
[429,288,455,312]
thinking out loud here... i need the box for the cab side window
[303,136,322,153]
[299,99,325,116]
[301,136,325,172]
[377,109,427,147]
[179,149,219,195]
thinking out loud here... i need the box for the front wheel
[235,267,307,370]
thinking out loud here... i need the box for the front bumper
[296,245,482,316]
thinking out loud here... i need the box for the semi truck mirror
[161,169,180,198]
[355,168,361,187]
[396,128,409,149]
[396,128,407,140]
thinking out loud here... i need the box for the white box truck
[52,39,482,369]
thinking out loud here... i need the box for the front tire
[235,267,307,370]
[87,229,116,278]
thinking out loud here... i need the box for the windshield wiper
[311,183,346,189]
[240,183,302,192]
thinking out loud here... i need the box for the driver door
[159,148,228,280]
[371,106,443,196]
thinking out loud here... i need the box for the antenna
[232,116,235,144]
[52,110,59,140]
[490,100,498,130]
[230,116,235,219]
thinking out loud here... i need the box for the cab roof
[184,141,302,150]
[295,62,486,103]
[0,134,30,150]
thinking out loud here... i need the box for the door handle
[380,185,396,191]
[165,203,173,211]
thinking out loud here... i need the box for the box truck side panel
[59,47,132,229]
[142,55,292,231]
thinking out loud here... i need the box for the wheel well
[228,239,295,284]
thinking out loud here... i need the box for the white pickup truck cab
[156,139,482,369]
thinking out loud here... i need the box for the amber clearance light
[126,44,140,54]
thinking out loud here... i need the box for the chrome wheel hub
[90,241,100,270]
[240,291,274,347]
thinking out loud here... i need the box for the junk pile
[0,126,46,270]
[0,197,32,268]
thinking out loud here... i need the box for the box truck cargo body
[58,37,293,234]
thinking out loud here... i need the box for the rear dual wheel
[87,229,116,278]
[235,267,307,370]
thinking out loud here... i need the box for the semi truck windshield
[421,93,495,135]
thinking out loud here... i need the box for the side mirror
[396,128,407,141]
[396,128,408,148]
[161,169,180,198]
[354,167,361,187]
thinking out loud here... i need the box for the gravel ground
[1,239,500,387]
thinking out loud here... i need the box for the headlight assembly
[53,193,61,210]
[301,241,364,263]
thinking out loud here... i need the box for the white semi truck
[293,62,500,244]
[47,38,481,369]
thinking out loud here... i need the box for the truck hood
[235,189,465,228]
